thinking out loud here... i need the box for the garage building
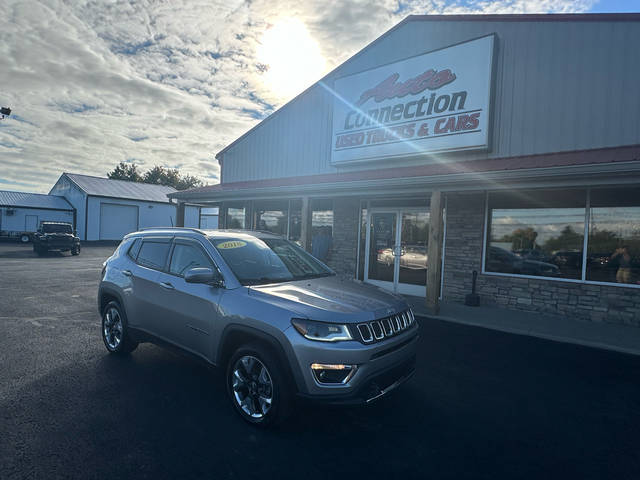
[171,13,640,326]
[0,191,75,242]
[49,173,178,241]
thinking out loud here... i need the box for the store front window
[485,187,640,287]
[587,187,640,285]
[226,204,245,229]
[486,189,586,279]
[255,200,288,237]
[200,207,219,229]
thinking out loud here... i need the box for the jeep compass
[98,228,418,426]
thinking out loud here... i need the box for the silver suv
[98,228,418,426]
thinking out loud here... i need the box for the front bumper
[285,324,419,404]
[298,355,416,404]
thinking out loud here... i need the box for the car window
[169,243,213,276]
[42,224,72,234]
[137,240,171,270]
[127,238,141,260]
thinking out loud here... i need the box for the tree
[499,227,538,251]
[107,163,204,191]
[544,225,584,253]
[107,162,142,182]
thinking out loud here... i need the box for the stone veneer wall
[443,192,640,327]
[325,197,360,276]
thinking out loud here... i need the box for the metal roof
[0,190,73,210]
[63,173,176,203]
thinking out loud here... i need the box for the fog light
[311,363,357,384]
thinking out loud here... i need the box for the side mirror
[184,267,223,287]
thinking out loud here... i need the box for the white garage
[0,191,75,241]
[99,203,139,240]
[49,173,178,241]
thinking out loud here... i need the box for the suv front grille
[354,309,416,344]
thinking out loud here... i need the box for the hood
[248,276,408,323]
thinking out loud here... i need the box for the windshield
[42,224,72,234]
[210,236,334,285]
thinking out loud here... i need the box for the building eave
[171,160,640,203]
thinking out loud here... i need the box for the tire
[20,234,30,243]
[101,300,138,355]
[71,245,80,255]
[226,343,293,427]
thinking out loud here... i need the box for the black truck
[33,222,81,256]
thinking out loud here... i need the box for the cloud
[0,0,596,192]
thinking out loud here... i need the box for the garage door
[99,203,139,240]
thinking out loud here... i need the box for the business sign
[331,35,495,165]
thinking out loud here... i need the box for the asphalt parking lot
[1,242,639,479]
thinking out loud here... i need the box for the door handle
[160,281,175,290]
[122,270,132,277]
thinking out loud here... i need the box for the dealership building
[171,14,640,325]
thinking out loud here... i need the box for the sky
[0,0,637,193]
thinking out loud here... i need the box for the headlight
[291,319,353,342]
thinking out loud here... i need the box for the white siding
[0,207,73,233]
[221,18,640,183]
[86,197,176,241]
[49,176,87,238]
[184,205,201,228]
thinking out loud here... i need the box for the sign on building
[331,34,495,165]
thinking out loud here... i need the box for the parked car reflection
[376,248,395,266]
[551,250,583,269]
[376,245,427,270]
[487,246,560,277]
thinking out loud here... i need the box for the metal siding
[0,207,73,233]
[0,190,73,210]
[50,175,88,238]
[184,205,200,227]
[86,196,177,240]
[221,19,640,184]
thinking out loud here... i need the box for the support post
[218,203,227,229]
[300,197,312,252]
[244,201,253,230]
[426,191,444,315]
[176,202,185,227]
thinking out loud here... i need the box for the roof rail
[138,227,206,234]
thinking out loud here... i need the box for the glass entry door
[365,209,429,297]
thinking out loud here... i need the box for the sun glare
[257,18,326,100]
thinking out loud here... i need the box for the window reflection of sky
[590,207,640,237]
[491,208,585,244]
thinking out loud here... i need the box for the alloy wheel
[103,307,123,350]
[231,355,273,419]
